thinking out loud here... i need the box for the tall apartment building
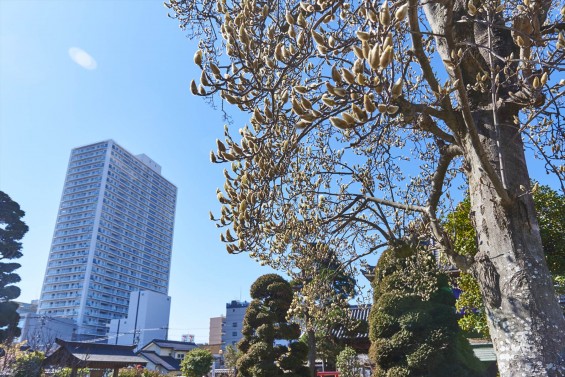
[38,140,177,339]
[222,300,249,349]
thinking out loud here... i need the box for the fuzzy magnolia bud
[342,112,356,125]
[342,68,356,84]
[356,30,371,42]
[352,46,364,59]
[540,72,548,86]
[368,44,380,70]
[322,95,337,107]
[190,80,198,95]
[351,103,367,121]
[330,117,353,129]
[380,45,393,68]
[391,78,403,98]
[285,11,295,25]
[364,94,377,113]
[380,1,391,26]
[193,49,203,67]
[532,76,541,89]
[253,108,265,124]
[395,3,408,21]
[312,30,325,45]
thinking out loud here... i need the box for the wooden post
[70,366,78,377]
[113,367,119,377]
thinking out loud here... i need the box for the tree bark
[307,328,317,377]
[464,109,565,376]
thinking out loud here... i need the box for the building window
[176,353,185,359]
[232,322,237,327]
[232,332,237,337]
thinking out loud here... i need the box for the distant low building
[15,300,39,316]
[108,290,171,349]
[43,338,147,376]
[17,314,76,351]
[221,300,249,350]
[137,339,197,376]
[209,316,225,345]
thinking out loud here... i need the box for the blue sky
[0,0,276,343]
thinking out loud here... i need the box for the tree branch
[364,196,427,213]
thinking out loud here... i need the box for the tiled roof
[138,351,181,371]
[44,338,147,368]
[331,305,371,340]
[142,339,197,352]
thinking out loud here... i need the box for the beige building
[209,316,224,345]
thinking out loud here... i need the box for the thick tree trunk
[307,328,317,377]
[464,109,565,376]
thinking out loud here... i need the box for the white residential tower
[38,140,177,339]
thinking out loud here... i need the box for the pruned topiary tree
[0,191,29,343]
[237,274,309,377]
[369,249,484,377]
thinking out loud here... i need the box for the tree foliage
[289,244,357,376]
[223,345,242,377]
[0,191,29,342]
[180,348,214,377]
[167,0,565,373]
[369,249,483,377]
[54,368,91,377]
[445,185,565,337]
[0,342,42,377]
[237,274,309,377]
[12,351,44,377]
[335,346,361,377]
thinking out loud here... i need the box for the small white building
[108,290,171,349]
[137,339,197,376]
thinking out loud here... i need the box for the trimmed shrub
[369,249,484,377]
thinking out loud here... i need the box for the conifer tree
[369,249,483,377]
[237,274,309,377]
[0,191,29,342]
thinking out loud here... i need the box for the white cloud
[68,47,97,70]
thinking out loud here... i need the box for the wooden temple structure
[43,338,147,377]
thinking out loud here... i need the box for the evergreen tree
[180,348,214,377]
[369,249,483,377]
[291,244,356,376]
[0,191,29,342]
[237,274,309,377]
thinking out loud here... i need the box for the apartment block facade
[222,300,249,349]
[38,140,177,339]
[209,315,225,345]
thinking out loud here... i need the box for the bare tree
[166,0,565,375]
